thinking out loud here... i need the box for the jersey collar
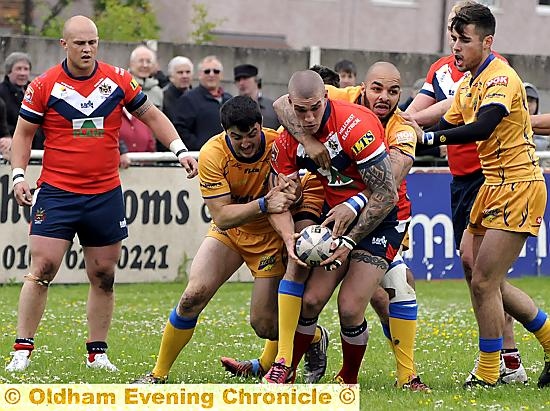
[224,130,266,164]
[61,59,99,80]
[470,52,495,84]
[314,100,332,137]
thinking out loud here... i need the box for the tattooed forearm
[348,155,397,242]
[132,100,153,118]
[273,95,308,141]
[389,148,414,187]
[350,251,388,270]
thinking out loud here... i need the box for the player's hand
[398,112,424,143]
[303,137,330,170]
[322,203,356,238]
[284,232,308,267]
[179,155,198,178]
[119,153,131,169]
[278,173,301,200]
[320,235,356,271]
[13,181,33,207]
[265,185,296,213]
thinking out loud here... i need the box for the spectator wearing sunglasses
[173,55,232,151]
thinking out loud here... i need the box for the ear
[59,38,67,49]
[484,34,494,50]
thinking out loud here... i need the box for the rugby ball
[294,225,333,266]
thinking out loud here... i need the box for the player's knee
[178,290,208,315]
[381,260,416,304]
[301,292,325,318]
[90,270,115,292]
[251,317,277,340]
[470,273,495,300]
[31,259,59,283]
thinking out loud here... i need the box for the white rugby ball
[294,225,333,266]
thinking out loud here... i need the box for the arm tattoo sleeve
[132,99,153,118]
[389,148,414,187]
[348,154,397,243]
[274,98,309,143]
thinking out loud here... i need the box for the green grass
[1,278,550,410]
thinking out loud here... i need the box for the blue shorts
[322,204,401,263]
[450,170,484,248]
[30,183,128,247]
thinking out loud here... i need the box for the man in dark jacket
[173,55,232,151]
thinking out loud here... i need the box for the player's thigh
[188,236,244,295]
[338,251,387,323]
[301,265,345,318]
[83,242,121,275]
[29,235,71,280]
[473,229,527,284]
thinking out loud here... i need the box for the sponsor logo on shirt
[486,76,509,89]
[395,130,415,144]
[72,117,105,137]
[351,131,375,155]
[130,78,139,91]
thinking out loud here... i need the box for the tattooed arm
[347,153,398,244]
[273,95,331,169]
[389,147,414,188]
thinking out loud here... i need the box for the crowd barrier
[1,152,549,283]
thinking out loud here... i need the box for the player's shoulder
[386,110,416,142]
[429,54,455,72]
[30,64,63,88]
[262,127,280,145]
[483,57,520,86]
[199,132,226,159]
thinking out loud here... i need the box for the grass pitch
[1,277,549,410]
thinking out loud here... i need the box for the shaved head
[288,70,325,99]
[365,61,401,83]
[62,15,98,40]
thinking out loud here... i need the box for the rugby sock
[86,341,107,362]
[389,300,418,386]
[291,316,318,371]
[258,340,278,372]
[523,309,550,354]
[152,307,197,378]
[276,280,304,366]
[336,320,369,384]
[14,338,34,356]
[476,337,503,384]
[381,321,396,354]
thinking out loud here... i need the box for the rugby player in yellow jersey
[132,96,297,383]
[404,3,550,388]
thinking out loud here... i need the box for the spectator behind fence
[334,59,357,88]
[120,107,156,153]
[524,82,549,152]
[129,45,164,110]
[233,63,280,130]
[0,52,45,154]
[173,55,232,151]
[0,98,10,159]
[163,56,194,125]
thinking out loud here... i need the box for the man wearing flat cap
[234,64,280,130]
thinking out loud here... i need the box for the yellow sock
[277,292,302,365]
[534,319,550,354]
[389,317,417,386]
[258,340,278,372]
[311,326,321,344]
[152,319,195,378]
[476,350,501,384]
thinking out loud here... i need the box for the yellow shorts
[468,180,546,236]
[292,172,324,221]
[206,224,285,278]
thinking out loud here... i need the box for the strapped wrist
[344,192,368,216]
[258,196,268,214]
[12,167,25,187]
[169,139,189,159]
[423,131,435,146]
